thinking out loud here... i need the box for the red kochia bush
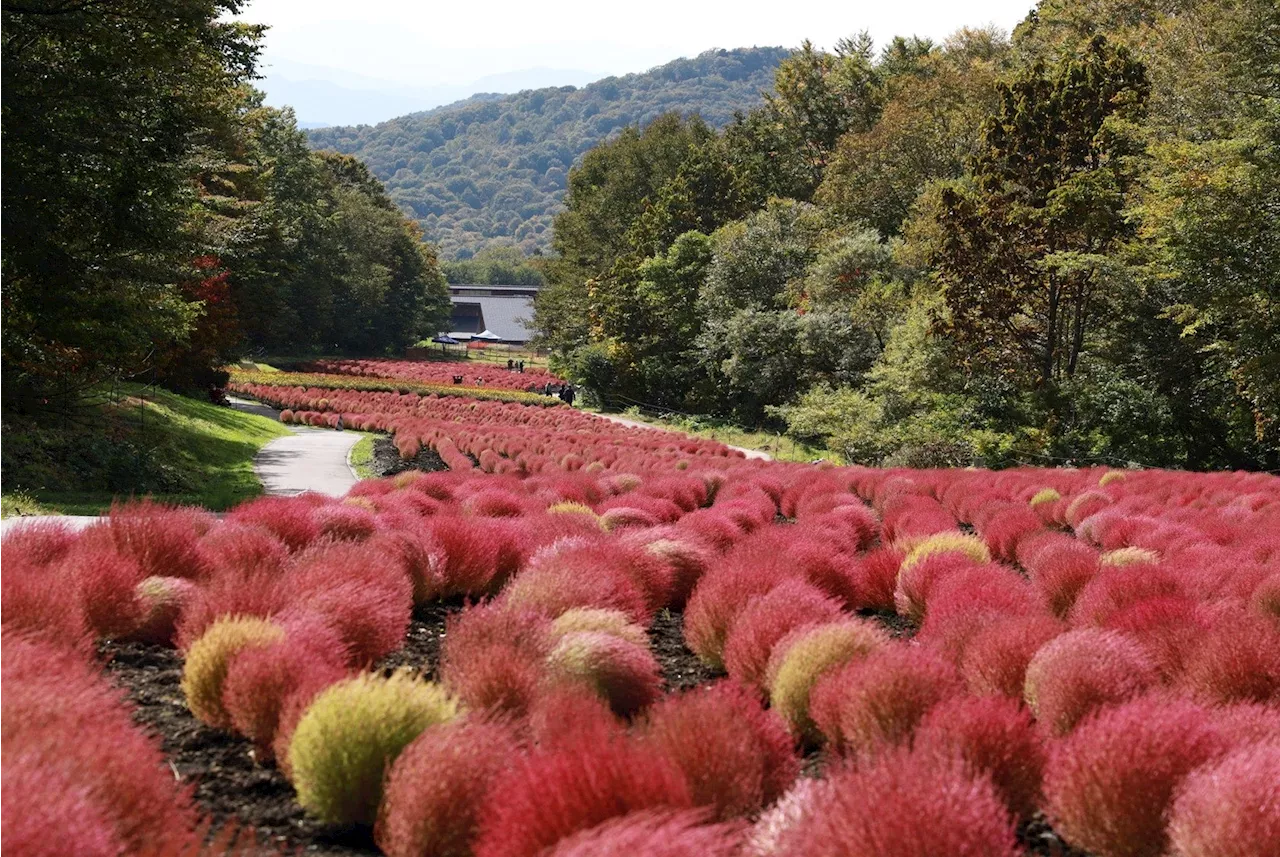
[377,719,522,857]
[428,515,505,596]
[621,527,716,608]
[503,539,654,625]
[366,527,446,604]
[684,557,796,668]
[545,811,745,857]
[282,540,413,665]
[1024,535,1099,618]
[768,748,1020,857]
[1167,742,1280,857]
[1,552,90,653]
[196,523,289,578]
[528,686,626,750]
[894,552,983,623]
[1,520,77,566]
[1043,697,1230,857]
[174,568,290,650]
[848,546,905,612]
[473,742,694,857]
[959,614,1064,698]
[56,534,148,639]
[1068,564,1185,627]
[639,681,799,820]
[722,579,845,692]
[1023,628,1159,735]
[548,631,663,717]
[913,565,1042,661]
[914,695,1046,821]
[1103,596,1210,679]
[313,503,379,542]
[1180,610,1280,704]
[102,501,215,579]
[221,615,348,756]
[439,604,554,716]
[226,495,320,550]
[1,752,124,857]
[809,645,963,757]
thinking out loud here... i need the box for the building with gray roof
[446,284,539,344]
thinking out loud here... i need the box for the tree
[1,0,263,408]
[817,28,1009,235]
[924,37,1149,394]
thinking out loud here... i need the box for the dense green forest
[307,48,790,259]
[1,0,451,412]
[536,0,1280,471]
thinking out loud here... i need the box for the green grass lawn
[348,432,381,480]
[605,408,840,464]
[1,385,290,517]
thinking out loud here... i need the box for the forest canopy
[307,48,790,259]
[534,2,1280,471]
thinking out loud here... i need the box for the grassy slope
[1,385,290,516]
[598,408,840,465]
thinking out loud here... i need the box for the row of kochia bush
[232,380,741,473]
[3,451,1279,856]
[303,357,565,392]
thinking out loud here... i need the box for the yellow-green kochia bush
[1030,488,1061,507]
[181,616,285,727]
[898,532,992,575]
[288,670,461,825]
[767,619,890,741]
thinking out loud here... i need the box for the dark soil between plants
[368,434,448,477]
[96,603,463,857]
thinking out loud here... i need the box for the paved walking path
[592,412,773,461]
[229,397,360,497]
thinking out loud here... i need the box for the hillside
[307,47,790,259]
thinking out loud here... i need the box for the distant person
[453,375,464,385]
[336,414,344,431]
[507,359,514,370]
[475,377,485,386]
[518,360,525,373]
[561,385,575,406]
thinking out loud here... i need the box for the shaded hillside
[308,47,789,258]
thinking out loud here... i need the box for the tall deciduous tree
[926,36,1148,393]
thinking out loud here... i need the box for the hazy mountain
[307,46,789,258]
[259,58,599,127]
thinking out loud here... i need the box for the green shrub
[288,671,461,825]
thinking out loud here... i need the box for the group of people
[506,359,526,373]
[543,382,576,405]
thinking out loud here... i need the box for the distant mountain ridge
[307,46,790,259]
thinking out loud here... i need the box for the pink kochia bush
[809,645,963,757]
[1023,628,1159,735]
[473,741,694,857]
[766,748,1021,857]
[1167,742,1280,857]
[914,695,1047,821]
[722,579,845,692]
[439,603,554,716]
[638,681,800,820]
[1043,696,1230,857]
[376,719,522,857]
[1179,610,1280,704]
[544,811,745,857]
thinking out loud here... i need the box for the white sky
[240,0,1038,86]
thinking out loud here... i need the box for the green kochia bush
[288,671,462,825]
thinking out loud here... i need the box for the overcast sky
[240,0,1037,87]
